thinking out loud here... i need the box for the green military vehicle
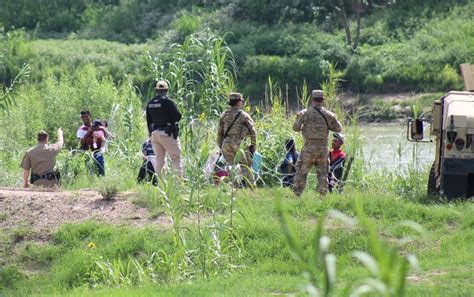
[408,64,474,199]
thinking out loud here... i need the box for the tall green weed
[277,198,421,296]
[144,33,236,119]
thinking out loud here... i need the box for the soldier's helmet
[229,92,244,102]
[311,89,324,99]
[333,133,345,144]
[155,80,169,91]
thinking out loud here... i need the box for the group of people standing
[20,79,346,196]
[144,81,346,195]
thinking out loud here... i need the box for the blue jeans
[93,151,105,176]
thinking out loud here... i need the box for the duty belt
[31,171,60,183]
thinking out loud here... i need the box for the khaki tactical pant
[151,130,183,178]
[222,138,254,186]
[293,141,328,195]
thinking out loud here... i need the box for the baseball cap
[333,133,344,143]
[155,80,169,90]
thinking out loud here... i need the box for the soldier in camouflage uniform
[217,92,257,186]
[292,90,342,196]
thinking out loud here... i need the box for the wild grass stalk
[321,63,344,119]
[155,175,189,280]
[277,197,420,297]
[351,198,420,296]
[146,33,235,121]
[0,63,30,113]
[297,80,311,110]
[276,199,336,297]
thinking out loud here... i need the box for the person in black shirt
[146,80,183,178]
[279,139,299,187]
[137,138,157,185]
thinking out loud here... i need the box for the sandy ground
[0,187,170,241]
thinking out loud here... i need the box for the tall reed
[145,33,236,121]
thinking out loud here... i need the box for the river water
[357,124,435,171]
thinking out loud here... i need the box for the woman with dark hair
[279,139,299,187]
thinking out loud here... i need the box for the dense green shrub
[240,55,329,99]
[0,0,216,43]
[29,39,151,84]
[435,65,463,91]
[0,0,95,32]
[231,0,316,24]
[78,1,170,43]
[172,11,204,43]
[1,1,472,95]
[358,21,390,46]
[1,65,144,149]
[252,30,302,56]
[0,29,32,84]
[0,265,25,289]
[385,0,469,38]
[345,4,473,92]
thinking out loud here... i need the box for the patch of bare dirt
[0,187,171,241]
[407,270,448,283]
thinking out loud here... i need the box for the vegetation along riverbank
[1,0,473,296]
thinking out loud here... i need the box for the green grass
[2,188,472,296]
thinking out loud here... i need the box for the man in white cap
[292,90,342,196]
[146,80,183,178]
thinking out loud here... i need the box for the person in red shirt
[328,133,346,192]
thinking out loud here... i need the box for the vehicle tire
[427,162,439,196]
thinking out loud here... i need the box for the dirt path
[0,187,170,241]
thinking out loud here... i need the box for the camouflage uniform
[217,93,257,186]
[292,90,342,196]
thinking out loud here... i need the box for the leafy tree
[332,0,396,52]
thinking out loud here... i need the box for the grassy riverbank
[1,187,473,296]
